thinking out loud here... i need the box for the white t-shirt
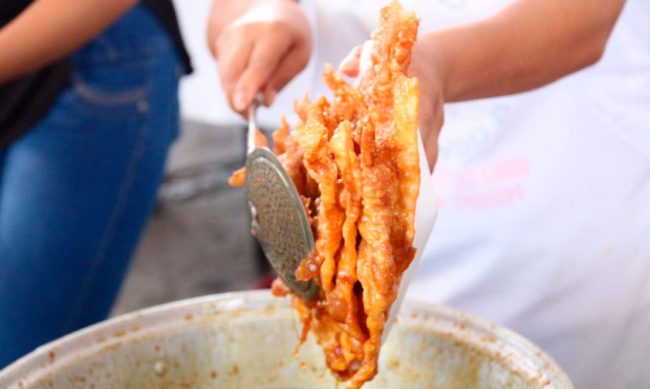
[306,1,650,388]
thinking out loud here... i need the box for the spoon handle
[247,94,264,155]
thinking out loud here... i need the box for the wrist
[412,34,451,104]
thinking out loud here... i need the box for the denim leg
[0,6,181,368]
[0,150,5,211]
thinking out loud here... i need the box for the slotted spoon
[244,96,319,300]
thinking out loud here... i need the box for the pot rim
[0,290,573,389]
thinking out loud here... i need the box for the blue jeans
[0,6,181,368]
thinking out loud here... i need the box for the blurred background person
[0,0,190,368]
[207,0,650,388]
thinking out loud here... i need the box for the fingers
[419,91,444,172]
[339,44,362,77]
[339,41,374,87]
[422,114,442,172]
[216,23,309,113]
[213,0,311,114]
[216,29,255,113]
[263,41,311,106]
[358,40,375,76]
[232,27,293,111]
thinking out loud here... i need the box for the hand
[339,40,444,171]
[208,0,312,114]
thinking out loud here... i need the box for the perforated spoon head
[244,98,319,300]
[245,149,318,299]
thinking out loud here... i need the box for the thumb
[233,39,288,111]
[357,40,375,77]
[339,44,362,77]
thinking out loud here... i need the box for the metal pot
[0,291,573,388]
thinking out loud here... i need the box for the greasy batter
[232,2,420,387]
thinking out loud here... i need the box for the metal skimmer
[244,96,318,299]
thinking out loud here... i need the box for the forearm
[0,0,139,83]
[425,0,625,102]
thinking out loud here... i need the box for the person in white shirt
[207,1,650,387]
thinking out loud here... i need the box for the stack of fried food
[232,1,421,387]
